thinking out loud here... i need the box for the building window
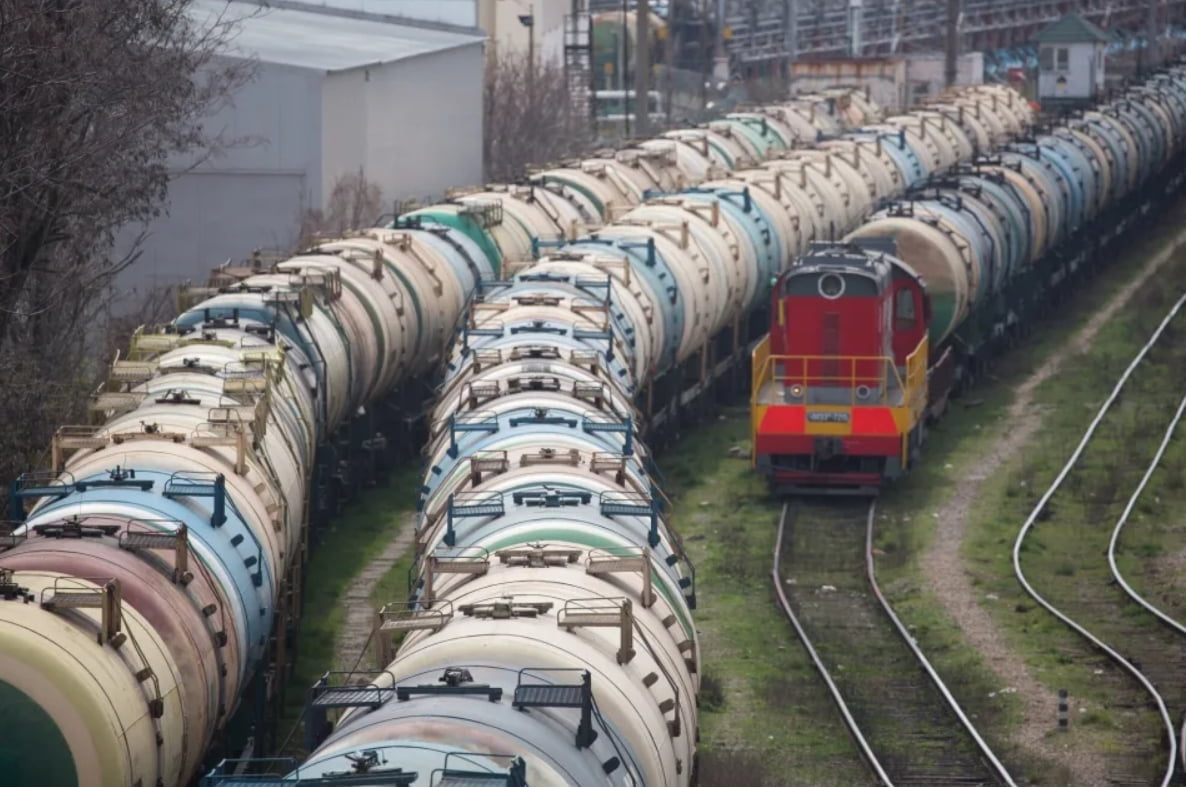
[1040,47,1053,70]
[1056,47,1069,70]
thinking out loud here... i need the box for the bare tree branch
[298,169,385,247]
[0,0,258,487]
[483,52,595,182]
[0,0,258,343]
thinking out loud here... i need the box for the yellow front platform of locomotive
[749,335,929,465]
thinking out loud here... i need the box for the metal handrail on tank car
[1013,294,1186,787]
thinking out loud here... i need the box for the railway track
[1014,294,1186,786]
[772,498,1014,786]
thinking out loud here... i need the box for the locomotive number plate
[807,411,850,423]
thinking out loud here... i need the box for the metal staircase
[564,3,594,126]
[304,671,398,751]
[512,669,598,748]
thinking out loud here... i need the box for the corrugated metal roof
[291,0,477,29]
[192,0,486,72]
[1034,12,1110,44]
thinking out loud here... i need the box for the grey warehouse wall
[322,42,485,208]
[112,58,323,313]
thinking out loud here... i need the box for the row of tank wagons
[0,84,900,787]
[847,68,1186,349]
[522,83,1034,380]
[407,83,1033,351]
[280,85,1035,786]
[0,79,1027,787]
[402,84,890,276]
[277,86,913,787]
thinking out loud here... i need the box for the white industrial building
[479,0,570,66]
[114,0,486,307]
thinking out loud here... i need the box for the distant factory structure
[115,0,1186,310]
[115,0,486,309]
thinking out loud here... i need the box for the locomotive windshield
[782,272,879,297]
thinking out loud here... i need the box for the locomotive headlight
[818,273,845,299]
[856,385,872,400]
[788,384,805,400]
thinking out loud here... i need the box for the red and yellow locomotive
[751,241,931,494]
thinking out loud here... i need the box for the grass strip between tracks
[662,415,872,786]
[277,463,420,753]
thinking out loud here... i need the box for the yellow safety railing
[754,354,903,404]
[751,337,929,414]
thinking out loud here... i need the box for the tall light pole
[848,0,863,57]
[635,0,651,137]
[621,0,630,137]
[783,0,797,81]
[945,0,961,88]
[519,5,535,91]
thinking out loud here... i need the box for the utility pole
[664,0,678,124]
[528,4,535,90]
[621,0,630,137]
[518,4,536,91]
[713,0,728,81]
[848,0,863,57]
[944,0,960,88]
[635,0,652,137]
[783,0,797,82]
[1145,0,1160,71]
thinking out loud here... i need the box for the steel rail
[864,500,1016,786]
[1012,294,1186,787]
[1107,392,1186,644]
[1181,714,1186,778]
[773,500,1013,785]
[772,501,893,786]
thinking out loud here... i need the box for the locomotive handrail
[751,352,916,408]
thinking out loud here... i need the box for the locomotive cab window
[782,273,877,297]
[895,288,916,329]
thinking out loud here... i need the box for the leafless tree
[0,0,255,486]
[483,52,596,182]
[298,170,386,247]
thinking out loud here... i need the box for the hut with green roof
[1035,12,1110,106]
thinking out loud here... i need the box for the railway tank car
[221,89,1039,785]
[751,66,1186,495]
[0,86,901,787]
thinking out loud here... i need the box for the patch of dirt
[331,513,418,674]
[1145,549,1186,597]
[923,232,1186,785]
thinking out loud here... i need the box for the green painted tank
[591,10,665,91]
[845,215,971,346]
